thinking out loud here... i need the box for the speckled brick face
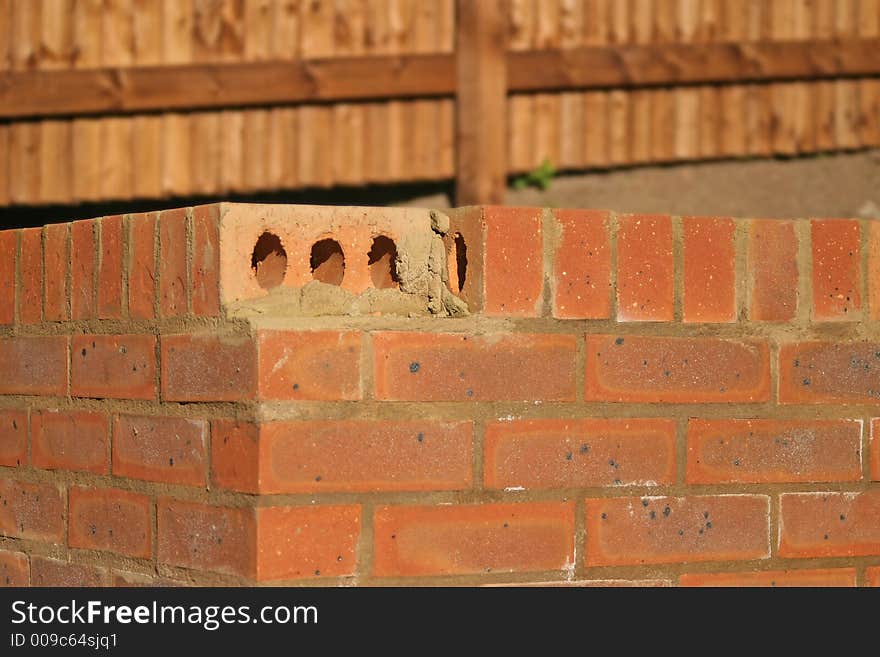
[1,204,878,587]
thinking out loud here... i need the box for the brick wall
[1,203,879,587]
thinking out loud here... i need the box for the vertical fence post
[455,0,509,206]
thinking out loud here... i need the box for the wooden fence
[1,0,879,207]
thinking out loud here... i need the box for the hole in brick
[310,239,345,286]
[368,235,400,289]
[251,232,288,290]
[452,232,467,293]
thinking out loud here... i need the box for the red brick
[0,478,64,542]
[0,550,29,586]
[585,335,771,403]
[868,567,880,587]
[30,557,108,587]
[97,214,124,319]
[585,495,770,566]
[0,410,27,468]
[212,420,261,493]
[373,503,575,577]
[779,341,880,404]
[159,208,188,317]
[69,487,152,559]
[617,214,673,321]
[19,227,42,324]
[32,410,109,474]
[779,491,880,558]
[256,506,361,581]
[128,212,157,320]
[43,222,70,321]
[0,336,68,396]
[257,330,361,401]
[158,499,256,578]
[72,334,156,400]
[484,418,675,490]
[686,418,862,484]
[162,334,257,401]
[680,569,856,587]
[683,217,736,323]
[749,219,799,320]
[71,219,97,320]
[552,209,611,319]
[257,420,472,493]
[870,221,880,321]
[872,419,879,481]
[483,206,544,316]
[113,415,207,487]
[0,230,15,325]
[191,204,221,316]
[811,219,861,320]
[373,332,577,401]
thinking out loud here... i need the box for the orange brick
[71,219,97,320]
[552,209,612,319]
[30,557,108,586]
[616,214,673,321]
[72,334,156,400]
[0,230,15,325]
[748,219,798,320]
[0,410,27,468]
[257,330,361,401]
[686,418,862,484]
[373,503,575,577]
[373,332,577,401]
[158,499,256,578]
[872,419,879,481]
[69,487,152,559]
[585,495,770,566]
[256,506,361,581]
[19,227,42,324]
[680,569,856,587]
[484,418,675,490]
[584,335,771,402]
[32,410,109,474]
[44,222,70,321]
[162,334,257,401]
[868,566,880,587]
[483,206,544,316]
[113,415,207,487]
[683,217,736,323]
[445,207,485,312]
[870,221,880,320]
[159,208,188,317]
[0,550,29,586]
[811,219,861,320]
[779,341,880,404]
[97,214,124,319]
[191,204,221,316]
[128,212,157,320]
[0,478,64,542]
[212,420,261,493]
[779,491,880,558]
[0,336,68,396]
[256,420,472,493]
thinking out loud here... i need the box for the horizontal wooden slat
[1,38,879,119]
[0,54,455,119]
[508,39,880,92]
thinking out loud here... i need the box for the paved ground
[402,149,880,219]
